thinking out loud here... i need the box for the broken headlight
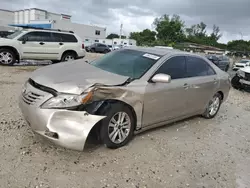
[237,70,245,78]
[41,92,93,109]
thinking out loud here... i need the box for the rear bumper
[77,49,86,59]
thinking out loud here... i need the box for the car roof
[123,46,184,56]
[24,29,74,35]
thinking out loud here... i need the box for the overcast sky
[2,0,250,43]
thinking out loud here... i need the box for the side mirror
[22,37,28,44]
[151,73,171,83]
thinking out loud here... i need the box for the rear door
[184,56,218,113]
[52,33,79,59]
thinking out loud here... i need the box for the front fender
[37,110,106,151]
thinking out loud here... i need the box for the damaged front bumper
[19,97,106,151]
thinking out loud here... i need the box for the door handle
[39,42,45,45]
[59,42,64,45]
[183,83,189,89]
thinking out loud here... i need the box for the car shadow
[12,60,51,67]
[83,115,202,152]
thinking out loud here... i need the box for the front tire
[231,75,243,90]
[0,48,16,66]
[99,103,135,149]
[202,93,222,119]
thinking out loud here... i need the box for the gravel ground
[0,53,250,188]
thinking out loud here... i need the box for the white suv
[0,28,86,65]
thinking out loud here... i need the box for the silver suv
[0,27,86,65]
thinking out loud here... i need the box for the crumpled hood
[30,59,129,94]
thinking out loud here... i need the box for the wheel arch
[86,99,138,143]
[61,50,78,60]
[217,91,224,101]
[0,46,20,61]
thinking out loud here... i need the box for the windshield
[6,30,23,39]
[91,49,161,79]
[240,60,250,63]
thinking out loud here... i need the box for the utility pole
[239,32,243,40]
[119,23,123,39]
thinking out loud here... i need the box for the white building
[84,38,137,47]
[0,8,106,41]
[0,9,14,31]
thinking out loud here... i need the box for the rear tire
[0,48,16,66]
[202,93,222,119]
[99,103,135,149]
[61,52,76,62]
[104,49,109,54]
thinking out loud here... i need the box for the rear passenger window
[186,56,216,77]
[52,33,78,43]
[19,32,53,42]
[155,56,186,79]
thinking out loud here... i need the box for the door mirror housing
[151,73,171,83]
[22,36,28,44]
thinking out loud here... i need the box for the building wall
[53,20,106,41]
[0,9,14,31]
[1,8,106,41]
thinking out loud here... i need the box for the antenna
[120,23,123,39]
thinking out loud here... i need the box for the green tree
[185,22,222,46]
[210,25,222,41]
[227,40,250,51]
[129,29,156,46]
[106,33,126,39]
[153,14,185,45]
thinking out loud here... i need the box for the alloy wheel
[64,55,75,61]
[208,96,220,116]
[108,112,131,144]
[0,51,13,65]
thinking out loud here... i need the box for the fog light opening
[45,130,59,139]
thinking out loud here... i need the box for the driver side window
[154,56,186,79]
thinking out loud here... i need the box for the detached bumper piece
[36,110,106,151]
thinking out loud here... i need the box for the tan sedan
[19,47,231,151]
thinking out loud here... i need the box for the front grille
[244,72,250,81]
[22,91,44,105]
[236,65,244,68]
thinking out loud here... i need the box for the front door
[142,56,190,127]
[19,31,60,60]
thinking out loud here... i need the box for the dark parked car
[0,31,14,38]
[205,55,229,72]
[85,43,111,53]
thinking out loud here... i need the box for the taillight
[82,43,85,49]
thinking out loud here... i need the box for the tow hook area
[42,110,106,151]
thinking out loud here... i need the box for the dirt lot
[0,53,250,188]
